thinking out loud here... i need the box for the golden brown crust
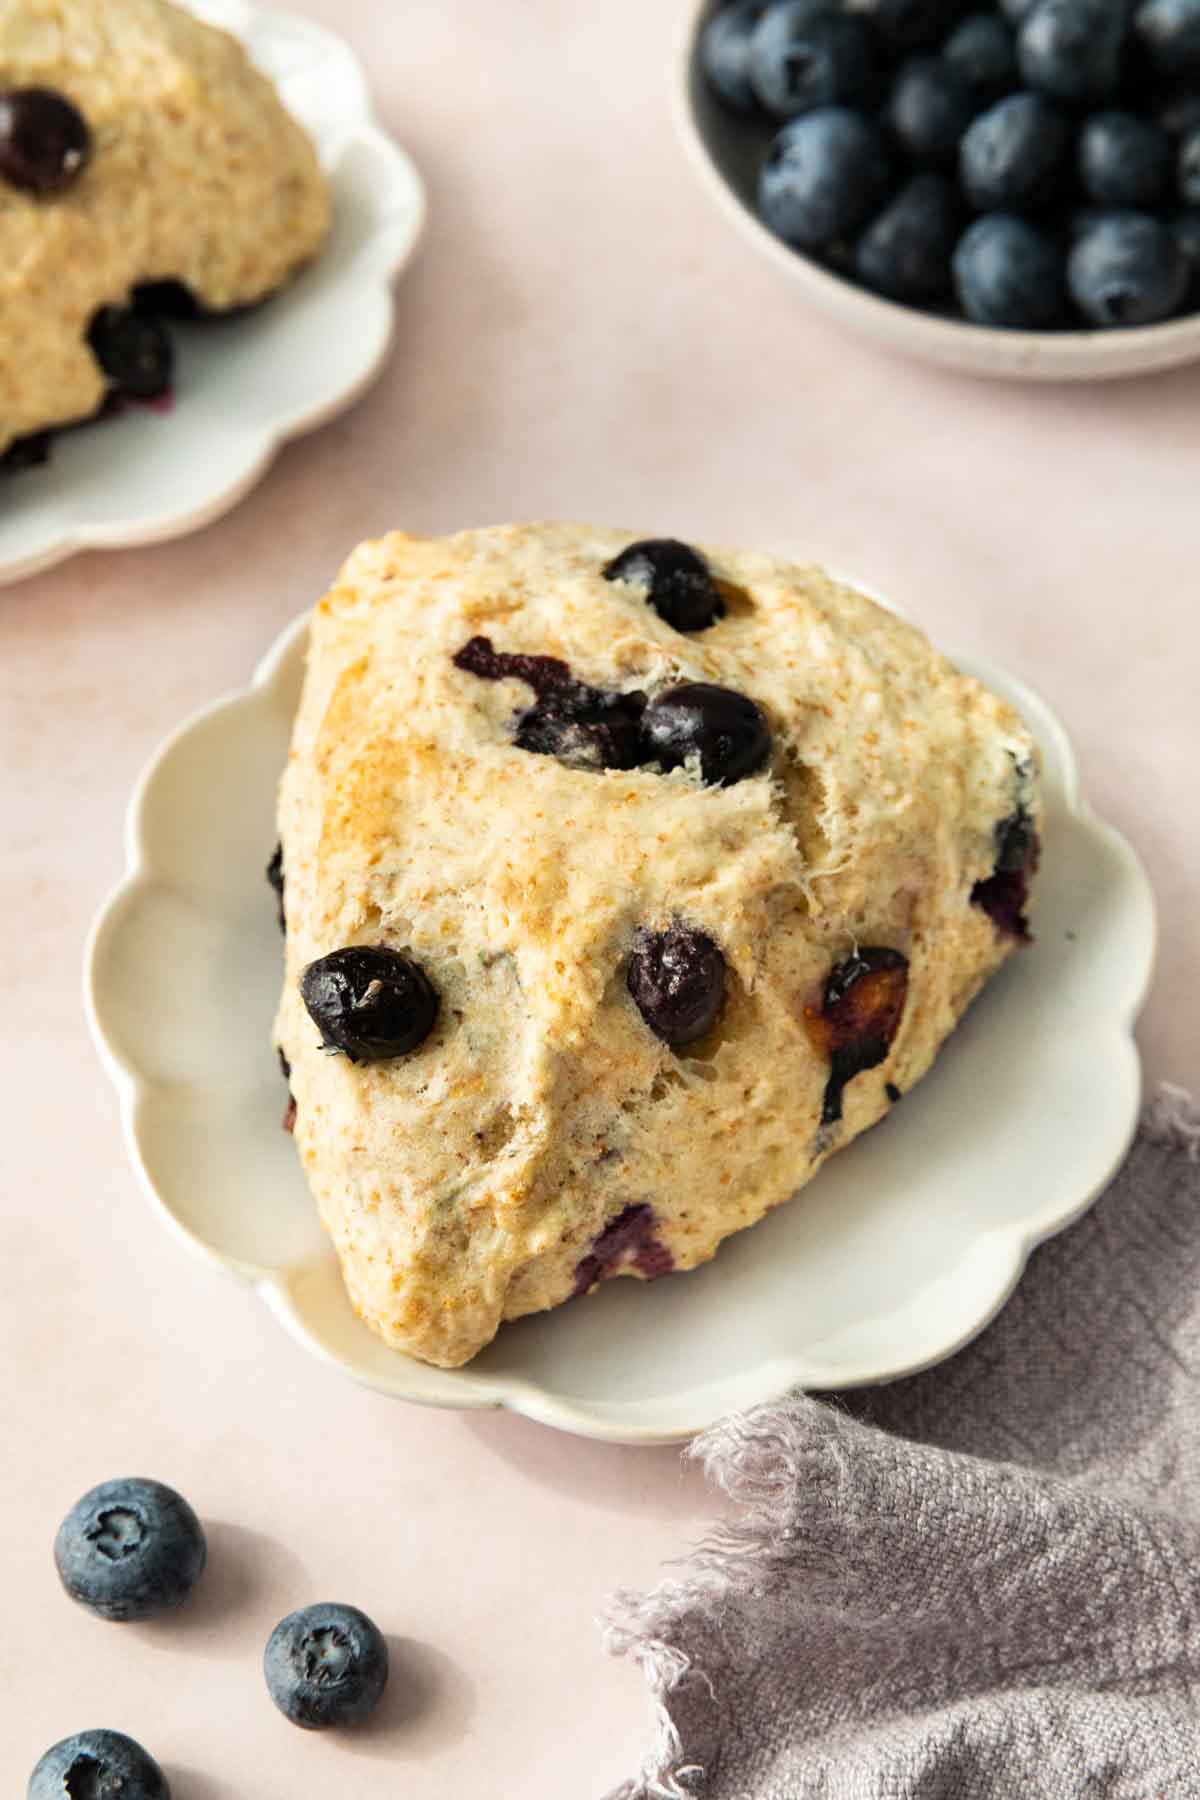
[275,524,1041,1368]
[0,0,330,450]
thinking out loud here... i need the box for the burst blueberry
[264,1602,389,1730]
[87,307,174,401]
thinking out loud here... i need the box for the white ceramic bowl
[85,595,1156,1444]
[678,0,1200,382]
[0,0,426,587]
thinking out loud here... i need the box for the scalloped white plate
[0,0,425,586]
[86,598,1156,1443]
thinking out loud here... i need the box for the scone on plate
[272,524,1042,1370]
[0,0,330,459]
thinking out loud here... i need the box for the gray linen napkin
[604,1089,1200,1800]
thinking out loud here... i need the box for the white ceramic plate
[679,0,1200,382]
[0,0,425,587]
[86,599,1155,1444]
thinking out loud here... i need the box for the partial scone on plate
[0,0,330,463]
[272,524,1042,1370]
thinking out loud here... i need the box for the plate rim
[84,594,1158,1444]
[0,4,427,586]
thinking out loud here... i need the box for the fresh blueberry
[1018,0,1126,104]
[87,308,173,401]
[1,431,53,475]
[887,57,979,166]
[264,1602,389,1730]
[54,1478,206,1623]
[1149,87,1200,137]
[0,86,91,195]
[943,14,1019,97]
[1170,207,1200,286]
[959,93,1070,212]
[1134,0,1200,80]
[759,106,892,247]
[628,924,727,1047]
[804,947,909,1125]
[953,213,1067,325]
[749,0,840,111]
[701,2,773,113]
[854,172,963,297]
[751,12,880,118]
[998,0,1041,22]
[1179,124,1200,202]
[1078,111,1171,207]
[267,843,285,931]
[850,0,965,54]
[1068,211,1188,323]
[641,682,772,785]
[603,537,724,632]
[300,946,439,1063]
[29,1730,169,1800]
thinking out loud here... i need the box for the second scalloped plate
[0,0,425,586]
[86,598,1156,1443]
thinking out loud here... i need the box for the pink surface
[3,1,1199,1793]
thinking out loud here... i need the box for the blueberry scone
[272,524,1041,1369]
[0,0,330,462]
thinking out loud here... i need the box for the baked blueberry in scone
[0,0,330,463]
[273,524,1042,1368]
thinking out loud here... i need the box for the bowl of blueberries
[681,0,1200,376]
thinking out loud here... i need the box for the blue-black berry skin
[887,57,979,166]
[759,105,893,247]
[1078,111,1172,208]
[855,172,963,297]
[1134,0,1200,82]
[752,13,880,119]
[1067,211,1189,323]
[701,1,773,113]
[953,212,1068,325]
[959,92,1070,212]
[1178,125,1200,204]
[1017,0,1127,105]
[54,1478,206,1622]
[943,14,1019,97]
[264,1602,390,1730]
[28,1730,170,1800]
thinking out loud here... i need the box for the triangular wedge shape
[274,524,1041,1369]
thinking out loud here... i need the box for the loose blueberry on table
[702,0,1200,329]
[29,1729,170,1800]
[54,1477,207,1623]
[264,1602,390,1730]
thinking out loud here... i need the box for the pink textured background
[4,2,1199,1794]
